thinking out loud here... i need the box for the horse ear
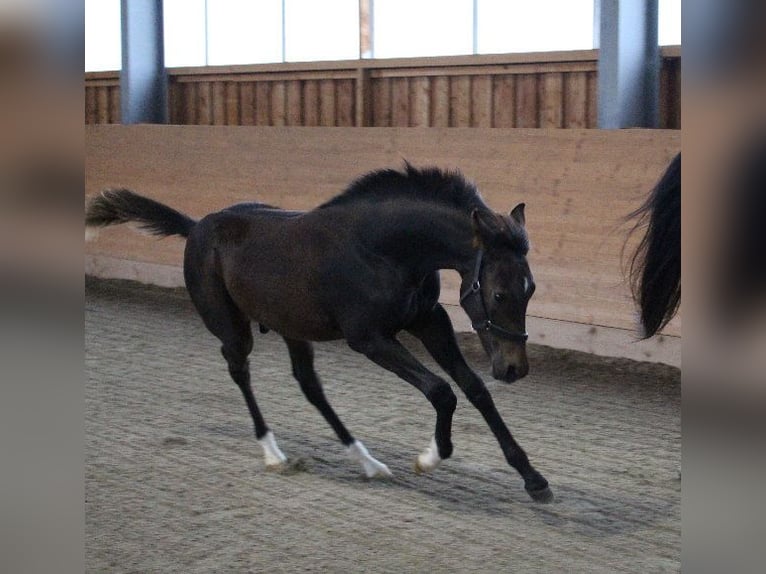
[510,203,526,227]
[471,208,503,244]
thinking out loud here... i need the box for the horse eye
[493,292,506,303]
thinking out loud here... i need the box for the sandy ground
[85,277,680,573]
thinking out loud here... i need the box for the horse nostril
[504,365,518,382]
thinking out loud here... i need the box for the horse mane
[318,162,488,213]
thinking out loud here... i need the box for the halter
[459,249,529,343]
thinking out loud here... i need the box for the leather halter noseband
[459,249,530,343]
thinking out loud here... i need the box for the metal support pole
[120,0,168,124]
[597,0,659,128]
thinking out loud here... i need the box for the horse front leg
[348,335,458,472]
[407,304,553,503]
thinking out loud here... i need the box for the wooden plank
[355,68,372,127]
[371,78,391,127]
[370,61,596,79]
[563,72,587,128]
[430,76,450,128]
[303,80,320,126]
[270,82,286,126]
[85,87,97,124]
[163,49,599,78]
[409,77,430,127]
[586,70,598,128]
[239,83,256,126]
[197,82,212,125]
[515,74,539,128]
[183,83,198,125]
[255,82,271,126]
[319,79,336,126]
[391,77,409,127]
[212,82,226,125]
[539,73,563,128]
[96,87,110,124]
[492,75,515,128]
[449,76,471,127]
[109,86,121,124]
[336,79,355,127]
[286,80,303,126]
[471,75,492,128]
[224,82,239,125]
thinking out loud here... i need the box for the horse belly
[226,275,342,342]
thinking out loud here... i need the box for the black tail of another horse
[627,152,681,339]
[85,189,197,238]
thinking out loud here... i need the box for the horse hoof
[526,485,554,503]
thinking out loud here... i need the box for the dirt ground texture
[85,277,680,573]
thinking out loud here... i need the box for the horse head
[461,203,535,383]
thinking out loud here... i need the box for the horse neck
[361,203,477,276]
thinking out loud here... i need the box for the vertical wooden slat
[225,82,240,125]
[270,81,286,126]
[563,72,587,128]
[197,82,213,125]
[212,82,226,125]
[430,76,450,127]
[286,80,303,125]
[371,78,391,127]
[319,79,336,126]
[181,83,196,125]
[492,75,515,127]
[515,74,539,128]
[449,76,471,127]
[336,79,355,126]
[391,77,409,127]
[85,87,97,124]
[659,57,681,129]
[586,71,598,128]
[303,80,320,126]
[109,86,121,124]
[96,87,110,124]
[409,76,430,127]
[540,73,563,128]
[471,75,492,128]
[255,82,271,125]
[240,83,256,126]
[355,68,373,127]
[168,82,182,124]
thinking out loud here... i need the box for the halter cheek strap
[459,249,529,343]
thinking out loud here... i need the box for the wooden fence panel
[85,49,680,129]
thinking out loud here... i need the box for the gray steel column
[120,0,168,124]
[597,0,659,128]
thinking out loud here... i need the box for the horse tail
[85,188,197,239]
[626,152,681,339]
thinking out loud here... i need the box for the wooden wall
[85,125,681,364]
[85,48,681,129]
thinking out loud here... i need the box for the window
[84,0,121,71]
[373,0,473,59]
[477,0,594,54]
[284,0,359,62]
[84,0,681,71]
[659,0,681,45]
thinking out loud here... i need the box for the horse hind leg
[185,266,287,470]
[284,337,391,478]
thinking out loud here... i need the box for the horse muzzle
[491,354,529,383]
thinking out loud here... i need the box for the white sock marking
[258,431,287,467]
[416,436,442,473]
[347,440,392,478]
